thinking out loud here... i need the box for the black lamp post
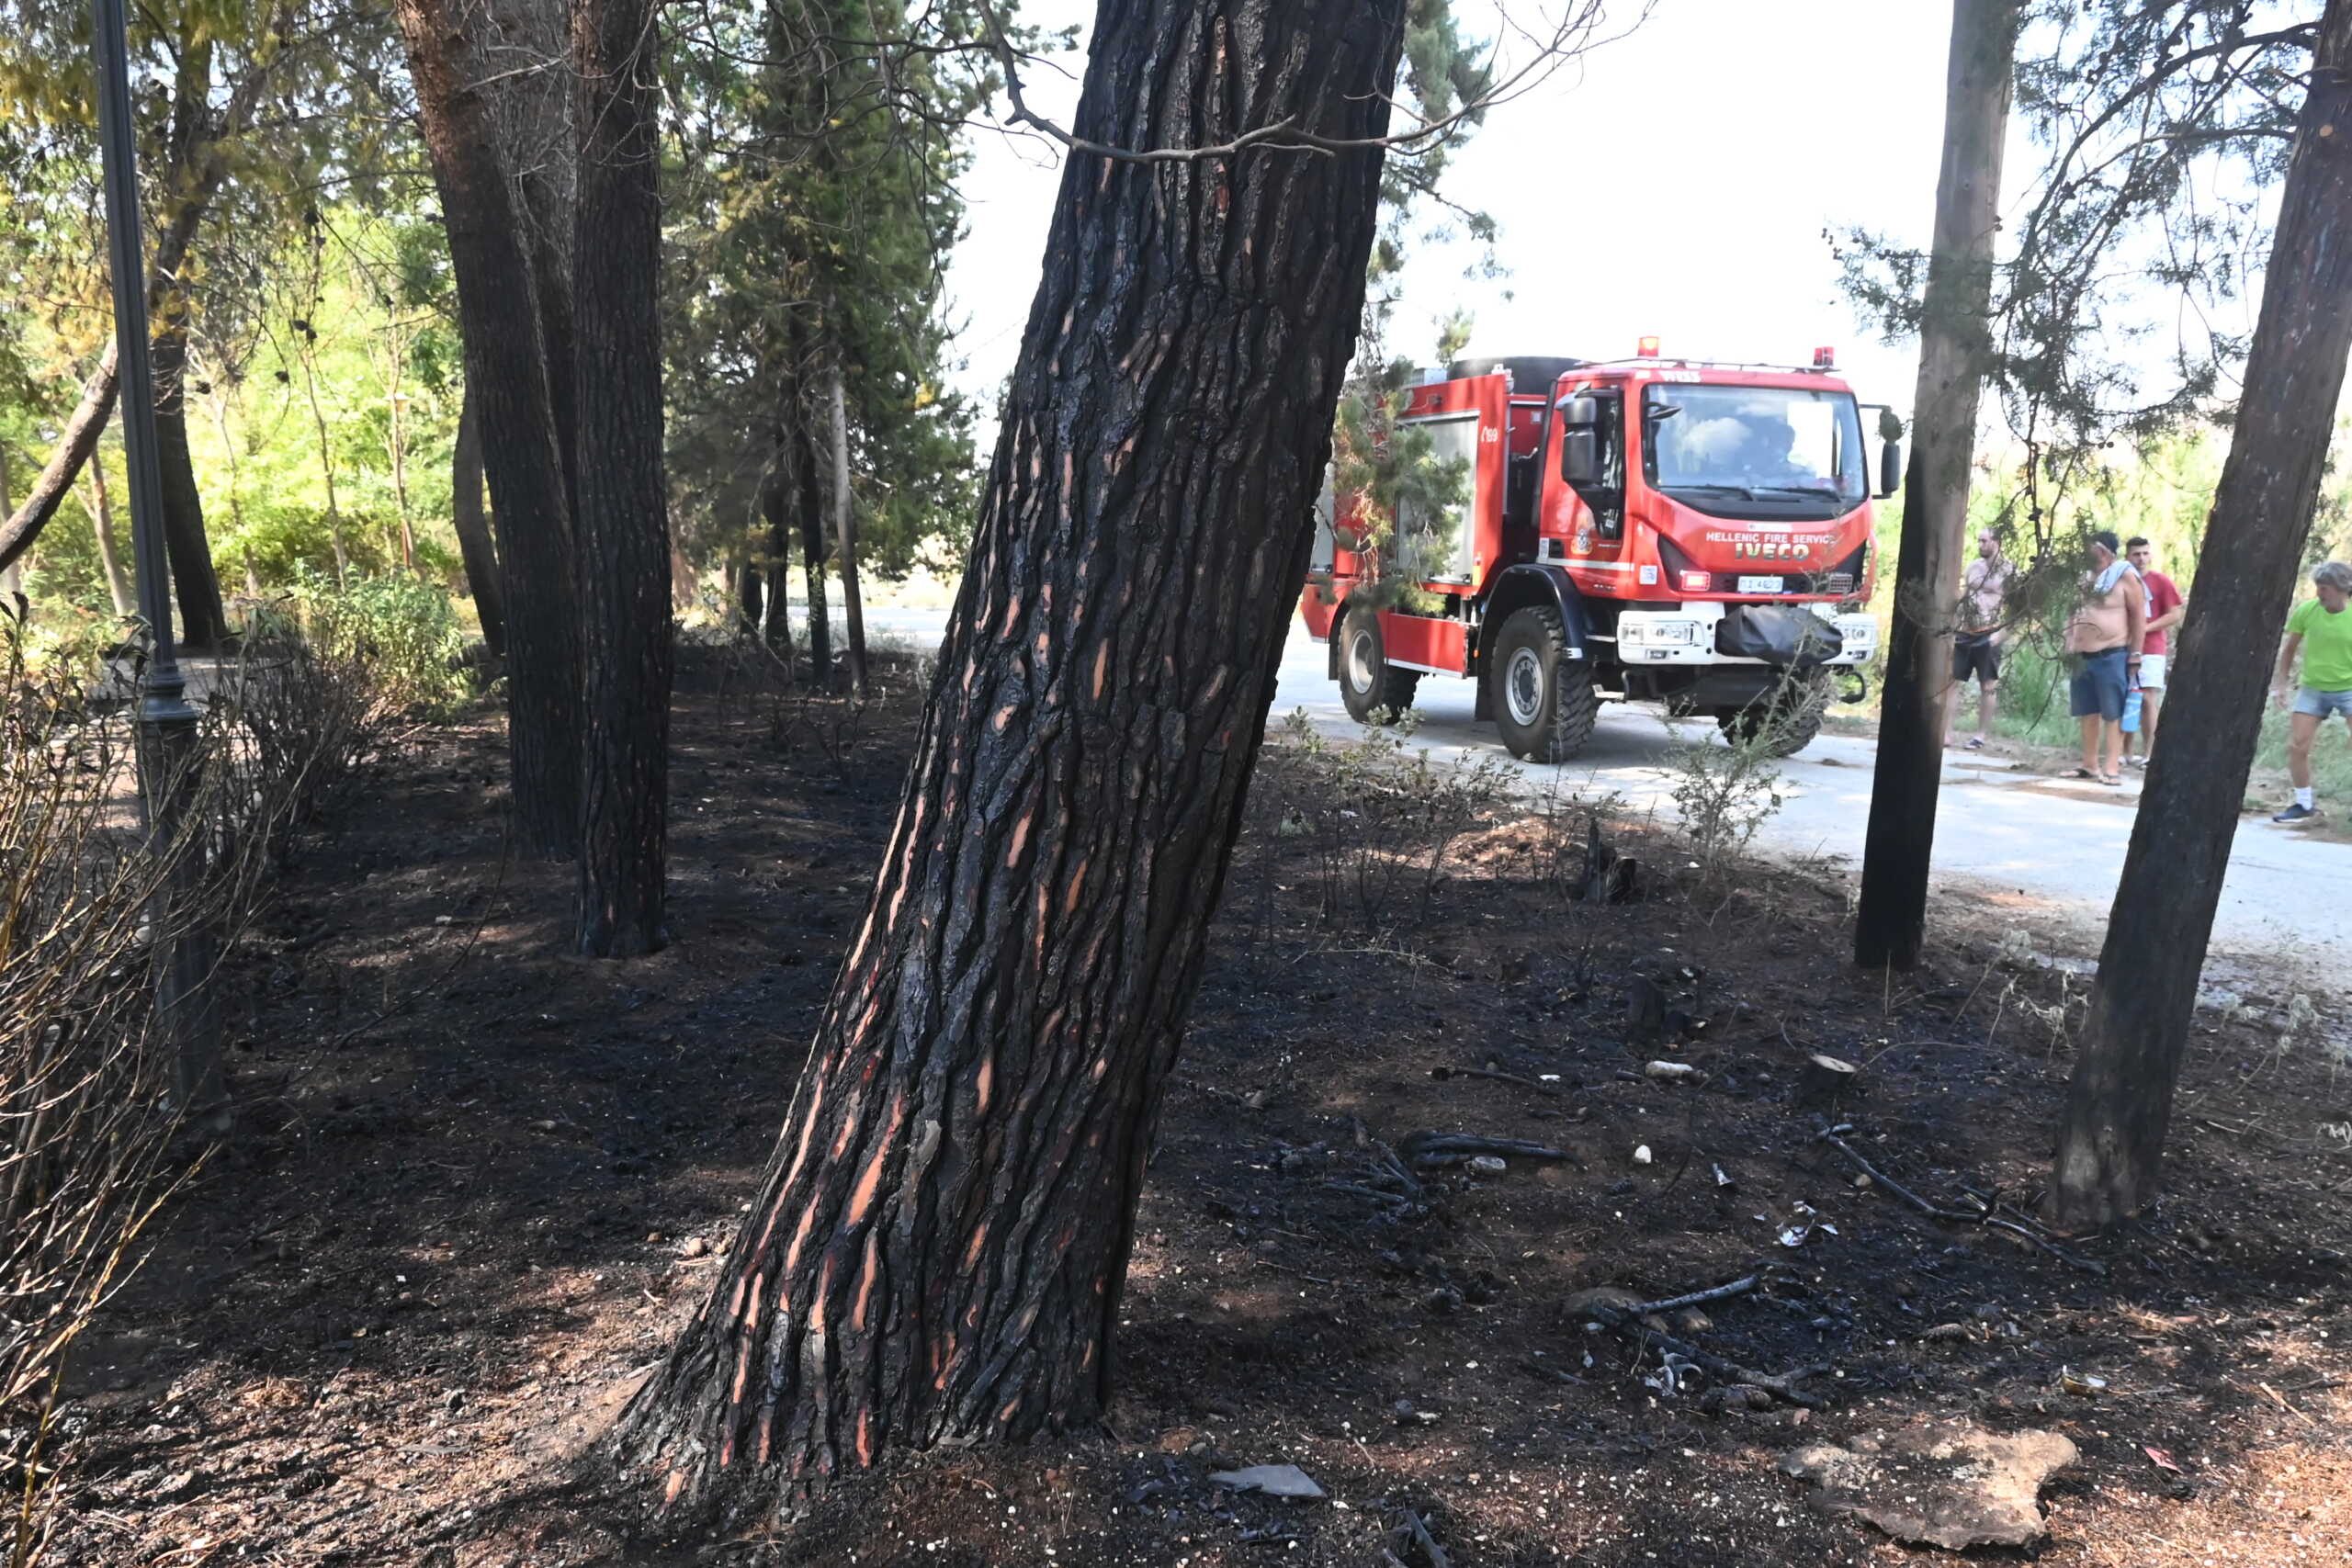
[91,0,225,1125]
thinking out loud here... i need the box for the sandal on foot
[2097,772,2123,786]
[2067,768,2099,780]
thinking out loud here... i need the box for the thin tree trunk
[0,32,268,576]
[295,333,350,586]
[2052,0,2352,1230]
[736,558,764,639]
[761,459,797,671]
[0,442,19,604]
[1854,0,2020,970]
[571,0,672,958]
[88,460,135,618]
[797,415,831,682]
[393,0,582,859]
[152,322,231,644]
[450,386,507,657]
[829,363,866,697]
[613,0,1408,1512]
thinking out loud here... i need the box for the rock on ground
[1779,1420,2077,1550]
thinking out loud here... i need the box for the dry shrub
[0,603,401,1567]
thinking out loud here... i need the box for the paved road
[826,606,2352,966]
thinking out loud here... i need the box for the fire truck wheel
[1716,675,1829,758]
[1489,605,1598,763]
[1337,607,1421,724]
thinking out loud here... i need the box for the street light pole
[92,0,225,1127]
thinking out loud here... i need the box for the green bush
[287,571,470,718]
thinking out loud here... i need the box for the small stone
[1633,1145,1654,1165]
[1466,1155,1508,1176]
[679,1236,711,1258]
[1207,1464,1326,1501]
[1674,1308,1713,1335]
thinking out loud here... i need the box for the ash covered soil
[51,655,2352,1567]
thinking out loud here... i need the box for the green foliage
[663,0,989,590]
[1838,5,2312,461]
[281,571,470,719]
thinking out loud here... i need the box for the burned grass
[43,693,2352,1567]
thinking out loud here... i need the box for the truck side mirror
[1560,428,1600,487]
[1877,439,1902,499]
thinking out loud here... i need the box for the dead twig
[1429,1065,1563,1096]
[1815,1130,2107,1275]
[1633,1274,1760,1317]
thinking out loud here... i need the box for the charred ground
[49,659,2352,1567]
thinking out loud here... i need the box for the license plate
[1737,575,1785,594]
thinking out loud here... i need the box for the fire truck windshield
[1641,386,1865,521]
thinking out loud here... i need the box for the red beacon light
[1636,335,1662,358]
[1813,344,1837,369]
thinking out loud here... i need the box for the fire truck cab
[1299,344,1894,761]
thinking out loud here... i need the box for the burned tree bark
[614,0,1409,1512]
[2052,0,2352,1230]
[571,0,672,957]
[151,318,230,647]
[1854,0,2019,970]
[450,386,506,657]
[392,0,582,859]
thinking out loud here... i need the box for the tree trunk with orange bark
[613,0,1409,1516]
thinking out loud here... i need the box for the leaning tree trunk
[1854,0,2019,970]
[151,316,231,647]
[2052,0,2352,1230]
[571,0,672,958]
[613,0,1409,1515]
[393,0,582,859]
[450,386,506,657]
[88,458,136,618]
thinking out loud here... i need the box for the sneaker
[2273,803,2317,824]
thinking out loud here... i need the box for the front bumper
[1613,604,1877,667]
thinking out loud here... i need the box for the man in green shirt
[2271,560,2352,823]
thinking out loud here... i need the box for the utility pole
[93,0,225,1128]
[1854,0,2019,971]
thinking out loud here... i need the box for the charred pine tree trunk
[829,361,867,697]
[393,0,582,859]
[613,0,1408,1514]
[150,319,230,647]
[790,376,831,683]
[571,0,672,957]
[450,386,507,657]
[735,558,764,638]
[2052,1,2352,1230]
[759,472,796,669]
[152,28,229,648]
[1854,0,2019,970]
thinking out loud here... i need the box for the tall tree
[1854,0,2021,971]
[450,385,506,655]
[391,0,582,858]
[614,0,1414,1509]
[2052,0,2352,1230]
[571,0,672,956]
[152,16,233,647]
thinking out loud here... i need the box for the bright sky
[943,0,1974,427]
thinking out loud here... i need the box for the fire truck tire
[1489,605,1598,763]
[1716,675,1829,758]
[1337,607,1421,723]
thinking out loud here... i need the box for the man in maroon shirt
[2125,536,2187,764]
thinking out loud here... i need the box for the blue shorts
[2295,685,2352,719]
[2070,648,2128,721]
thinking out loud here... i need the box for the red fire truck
[1299,343,1896,761]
